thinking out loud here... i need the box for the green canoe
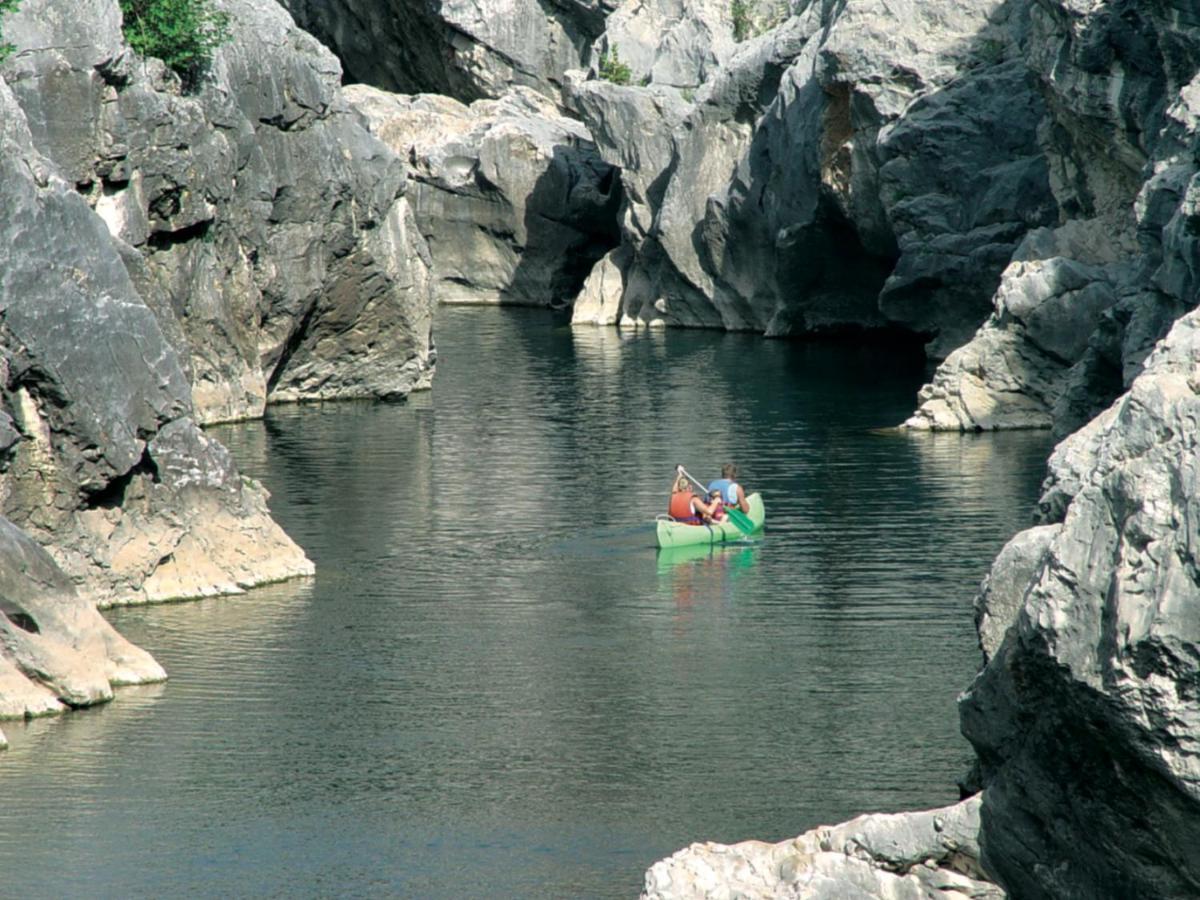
[655,492,765,548]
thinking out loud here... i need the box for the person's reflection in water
[658,544,759,635]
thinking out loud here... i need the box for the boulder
[642,795,1003,899]
[346,84,620,307]
[0,514,165,719]
[960,307,1200,897]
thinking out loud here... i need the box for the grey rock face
[568,0,1056,347]
[642,795,1003,899]
[960,307,1200,897]
[0,72,314,607]
[908,4,1200,431]
[277,0,613,100]
[347,85,620,307]
[5,0,436,426]
[596,0,735,90]
[974,524,1059,665]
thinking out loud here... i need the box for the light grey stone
[961,307,1200,898]
[642,795,1004,899]
[974,525,1059,664]
[0,514,165,720]
[346,84,620,308]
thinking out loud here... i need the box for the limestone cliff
[960,307,1200,898]
[346,84,620,307]
[907,2,1200,433]
[276,0,614,101]
[0,0,435,723]
[560,0,1200,426]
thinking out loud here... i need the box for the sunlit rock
[0,515,164,723]
[960,307,1200,897]
[642,795,1003,899]
[346,84,620,308]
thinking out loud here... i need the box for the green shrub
[119,0,230,87]
[731,0,751,42]
[0,0,20,63]
[598,46,632,86]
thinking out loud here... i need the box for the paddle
[676,465,756,535]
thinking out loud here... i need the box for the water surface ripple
[0,308,1053,898]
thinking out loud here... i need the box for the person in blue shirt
[707,463,749,514]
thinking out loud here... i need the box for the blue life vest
[707,478,738,505]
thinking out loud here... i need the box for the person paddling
[668,474,721,524]
[707,463,750,514]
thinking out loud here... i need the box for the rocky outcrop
[0,0,437,608]
[596,0,736,90]
[568,0,1056,351]
[643,795,1002,899]
[5,0,435,427]
[277,0,613,101]
[347,84,620,307]
[907,4,1200,431]
[0,516,165,720]
[958,307,1200,897]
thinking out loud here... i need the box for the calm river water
[0,307,1053,898]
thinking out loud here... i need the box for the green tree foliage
[119,0,230,87]
[731,0,751,42]
[0,0,21,63]
[598,46,632,86]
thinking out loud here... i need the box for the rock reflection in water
[0,307,1055,899]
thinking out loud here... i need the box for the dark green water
[0,307,1053,898]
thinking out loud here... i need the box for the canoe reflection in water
[657,542,760,628]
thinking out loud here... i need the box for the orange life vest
[668,490,698,522]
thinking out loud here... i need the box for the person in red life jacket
[668,475,721,524]
[706,463,750,514]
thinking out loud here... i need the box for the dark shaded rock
[277,0,614,100]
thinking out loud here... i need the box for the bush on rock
[0,0,20,62]
[119,0,230,87]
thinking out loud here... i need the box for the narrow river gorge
[0,308,1053,897]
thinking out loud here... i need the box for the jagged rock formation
[0,63,311,609]
[277,0,614,101]
[0,0,442,730]
[346,85,620,307]
[959,306,1200,898]
[597,0,736,90]
[566,0,1059,352]
[5,0,436,427]
[0,517,165,720]
[642,795,1003,899]
[0,0,436,611]
[907,4,1200,432]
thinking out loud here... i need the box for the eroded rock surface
[4,0,436,426]
[0,0,442,610]
[0,516,165,720]
[278,0,613,100]
[643,795,1003,899]
[907,5,1200,431]
[568,0,1054,350]
[347,84,620,307]
[959,308,1200,897]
